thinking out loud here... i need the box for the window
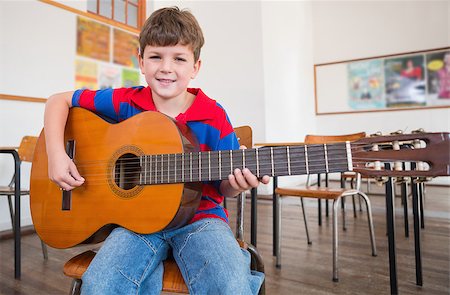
[87,0,145,29]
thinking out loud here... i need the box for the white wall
[260,0,450,189]
[311,0,450,136]
[310,0,450,185]
[152,1,267,142]
[0,1,77,230]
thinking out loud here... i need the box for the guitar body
[30,108,202,249]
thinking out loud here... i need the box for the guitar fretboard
[138,142,352,185]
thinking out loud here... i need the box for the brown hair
[139,7,204,61]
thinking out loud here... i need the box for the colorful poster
[426,50,450,105]
[113,29,139,68]
[75,59,98,89]
[384,55,426,107]
[122,69,141,87]
[77,17,110,62]
[348,60,384,109]
[99,65,121,89]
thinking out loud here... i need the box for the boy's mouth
[157,78,176,84]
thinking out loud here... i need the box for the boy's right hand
[48,152,85,191]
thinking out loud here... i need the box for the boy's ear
[191,59,202,79]
[139,54,145,74]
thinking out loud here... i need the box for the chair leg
[341,197,347,231]
[300,198,312,245]
[332,198,340,282]
[350,180,357,218]
[340,180,347,231]
[70,279,82,295]
[7,195,15,229]
[275,194,282,268]
[8,194,48,260]
[41,240,48,260]
[358,193,377,257]
[358,195,363,212]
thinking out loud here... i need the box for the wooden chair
[0,136,48,259]
[222,126,254,210]
[274,132,377,282]
[63,126,265,295]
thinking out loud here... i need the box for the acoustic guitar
[30,108,450,249]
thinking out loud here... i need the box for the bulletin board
[75,17,141,90]
[314,47,450,115]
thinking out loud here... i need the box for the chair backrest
[304,132,366,144]
[18,136,38,162]
[304,132,366,186]
[235,126,252,148]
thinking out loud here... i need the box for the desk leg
[318,174,322,226]
[273,176,278,256]
[411,179,423,286]
[385,174,398,295]
[419,183,425,229]
[14,157,21,280]
[401,181,409,238]
[251,187,257,247]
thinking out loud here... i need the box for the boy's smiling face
[139,43,201,103]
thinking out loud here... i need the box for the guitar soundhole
[114,153,140,190]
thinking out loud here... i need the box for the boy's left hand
[227,167,270,192]
[220,145,270,198]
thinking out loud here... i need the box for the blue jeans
[81,218,264,294]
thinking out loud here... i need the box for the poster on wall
[384,55,426,107]
[347,60,384,109]
[113,29,139,68]
[426,50,450,105]
[77,17,110,62]
[75,59,98,89]
[99,65,121,89]
[122,69,141,87]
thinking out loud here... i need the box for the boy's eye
[149,55,160,60]
[175,57,187,62]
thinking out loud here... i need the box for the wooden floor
[0,184,449,294]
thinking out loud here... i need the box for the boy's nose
[160,59,173,73]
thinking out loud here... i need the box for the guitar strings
[63,141,417,168]
[52,141,423,186]
[69,141,414,169]
[68,159,415,186]
[68,144,420,177]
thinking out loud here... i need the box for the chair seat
[63,250,96,279]
[275,187,358,199]
[0,186,29,195]
[63,250,189,293]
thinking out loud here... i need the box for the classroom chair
[274,132,377,282]
[0,136,48,260]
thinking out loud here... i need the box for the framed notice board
[314,47,450,115]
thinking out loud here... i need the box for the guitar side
[30,108,200,249]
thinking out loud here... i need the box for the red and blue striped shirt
[72,86,239,224]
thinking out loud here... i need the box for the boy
[44,6,269,295]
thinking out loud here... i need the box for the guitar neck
[138,142,352,185]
